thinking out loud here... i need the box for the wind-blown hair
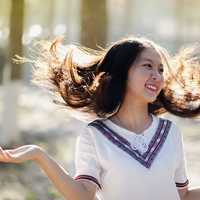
[15,36,200,118]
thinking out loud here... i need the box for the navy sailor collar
[88,118,172,169]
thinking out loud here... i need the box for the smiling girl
[0,36,200,200]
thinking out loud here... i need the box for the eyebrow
[141,58,163,67]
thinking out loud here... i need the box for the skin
[0,47,199,200]
[109,47,164,134]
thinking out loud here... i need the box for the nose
[152,75,157,81]
[151,70,162,81]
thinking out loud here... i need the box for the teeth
[146,84,157,91]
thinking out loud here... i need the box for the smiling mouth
[145,84,158,93]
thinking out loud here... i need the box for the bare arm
[179,187,200,200]
[0,145,97,200]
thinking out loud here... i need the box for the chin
[144,95,157,103]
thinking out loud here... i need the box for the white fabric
[74,115,189,200]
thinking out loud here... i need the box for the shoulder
[80,118,103,134]
[155,115,182,137]
[155,114,179,128]
[77,119,104,143]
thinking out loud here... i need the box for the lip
[145,83,159,93]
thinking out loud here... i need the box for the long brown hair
[15,36,200,118]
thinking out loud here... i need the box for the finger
[4,150,13,157]
[7,145,29,154]
[1,147,22,156]
[0,146,4,153]
[4,150,24,163]
[0,150,12,162]
[0,149,6,156]
[0,148,4,155]
[6,150,19,158]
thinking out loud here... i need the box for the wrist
[33,146,47,163]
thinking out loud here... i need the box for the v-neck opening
[88,118,172,169]
[105,114,156,137]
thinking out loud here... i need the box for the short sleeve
[173,124,189,190]
[74,125,102,189]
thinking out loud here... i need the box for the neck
[110,96,152,134]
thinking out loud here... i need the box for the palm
[0,145,41,163]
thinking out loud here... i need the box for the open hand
[0,145,43,163]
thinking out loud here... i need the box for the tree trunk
[9,0,24,81]
[174,0,185,49]
[1,0,24,146]
[80,0,108,49]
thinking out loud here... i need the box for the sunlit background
[0,0,200,199]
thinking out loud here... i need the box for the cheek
[127,69,147,91]
[129,68,148,84]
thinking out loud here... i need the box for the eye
[143,64,152,69]
[159,68,164,74]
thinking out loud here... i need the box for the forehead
[136,47,162,64]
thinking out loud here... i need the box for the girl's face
[126,47,164,103]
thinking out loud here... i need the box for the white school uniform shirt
[74,114,189,200]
